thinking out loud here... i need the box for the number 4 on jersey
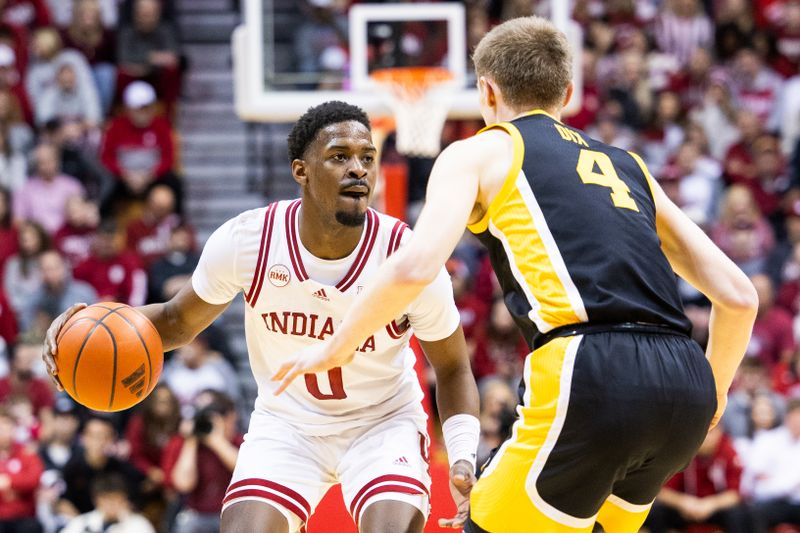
[576,149,639,212]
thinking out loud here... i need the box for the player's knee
[221,501,291,533]
[359,501,425,533]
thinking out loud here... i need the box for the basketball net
[369,67,457,158]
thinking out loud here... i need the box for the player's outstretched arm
[418,325,480,528]
[272,136,491,392]
[649,177,758,427]
[42,283,230,390]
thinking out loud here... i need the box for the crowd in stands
[0,0,249,532]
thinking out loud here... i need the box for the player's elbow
[716,275,759,315]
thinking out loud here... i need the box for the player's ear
[291,159,308,187]
[562,81,574,110]
[479,76,497,109]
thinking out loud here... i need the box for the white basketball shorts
[222,408,431,532]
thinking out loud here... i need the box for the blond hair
[472,16,572,111]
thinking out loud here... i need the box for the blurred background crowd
[0,0,798,532]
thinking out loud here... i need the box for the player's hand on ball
[439,460,476,528]
[271,343,355,395]
[42,302,87,391]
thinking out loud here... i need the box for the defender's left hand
[439,460,476,528]
[271,343,354,395]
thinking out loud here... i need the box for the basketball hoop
[369,67,457,158]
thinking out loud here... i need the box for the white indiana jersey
[191,199,460,436]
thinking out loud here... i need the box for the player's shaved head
[287,101,370,161]
[473,16,572,112]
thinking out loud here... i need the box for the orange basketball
[55,302,164,412]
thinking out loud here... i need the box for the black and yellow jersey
[469,111,691,348]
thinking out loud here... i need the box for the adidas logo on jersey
[393,456,410,466]
[312,288,330,301]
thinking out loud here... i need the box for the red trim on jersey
[225,478,311,518]
[351,482,427,524]
[223,488,309,523]
[419,432,430,465]
[348,474,428,519]
[336,209,379,292]
[245,203,278,306]
[386,221,409,257]
[385,320,405,339]
[285,200,309,281]
[386,220,404,257]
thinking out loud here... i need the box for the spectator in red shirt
[100,81,181,215]
[748,274,795,367]
[53,196,98,267]
[747,134,791,219]
[0,407,43,532]
[471,298,529,384]
[771,0,800,76]
[645,425,752,533]
[162,391,242,533]
[0,43,30,125]
[0,340,55,425]
[563,47,600,131]
[724,109,764,186]
[0,284,16,347]
[73,218,147,306]
[668,47,715,111]
[125,384,179,513]
[0,187,17,275]
[0,23,27,78]
[0,88,32,157]
[773,350,800,397]
[125,184,182,268]
[446,257,486,343]
[730,46,784,124]
[2,0,51,28]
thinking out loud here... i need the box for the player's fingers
[52,374,64,392]
[274,365,302,396]
[271,361,295,382]
[67,302,88,316]
[438,515,467,528]
[42,348,56,373]
[450,465,476,493]
[47,303,87,354]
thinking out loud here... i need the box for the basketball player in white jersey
[42,101,480,533]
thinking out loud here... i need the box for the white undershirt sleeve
[405,263,461,342]
[191,218,242,305]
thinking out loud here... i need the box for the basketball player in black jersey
[274,16,758,533]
